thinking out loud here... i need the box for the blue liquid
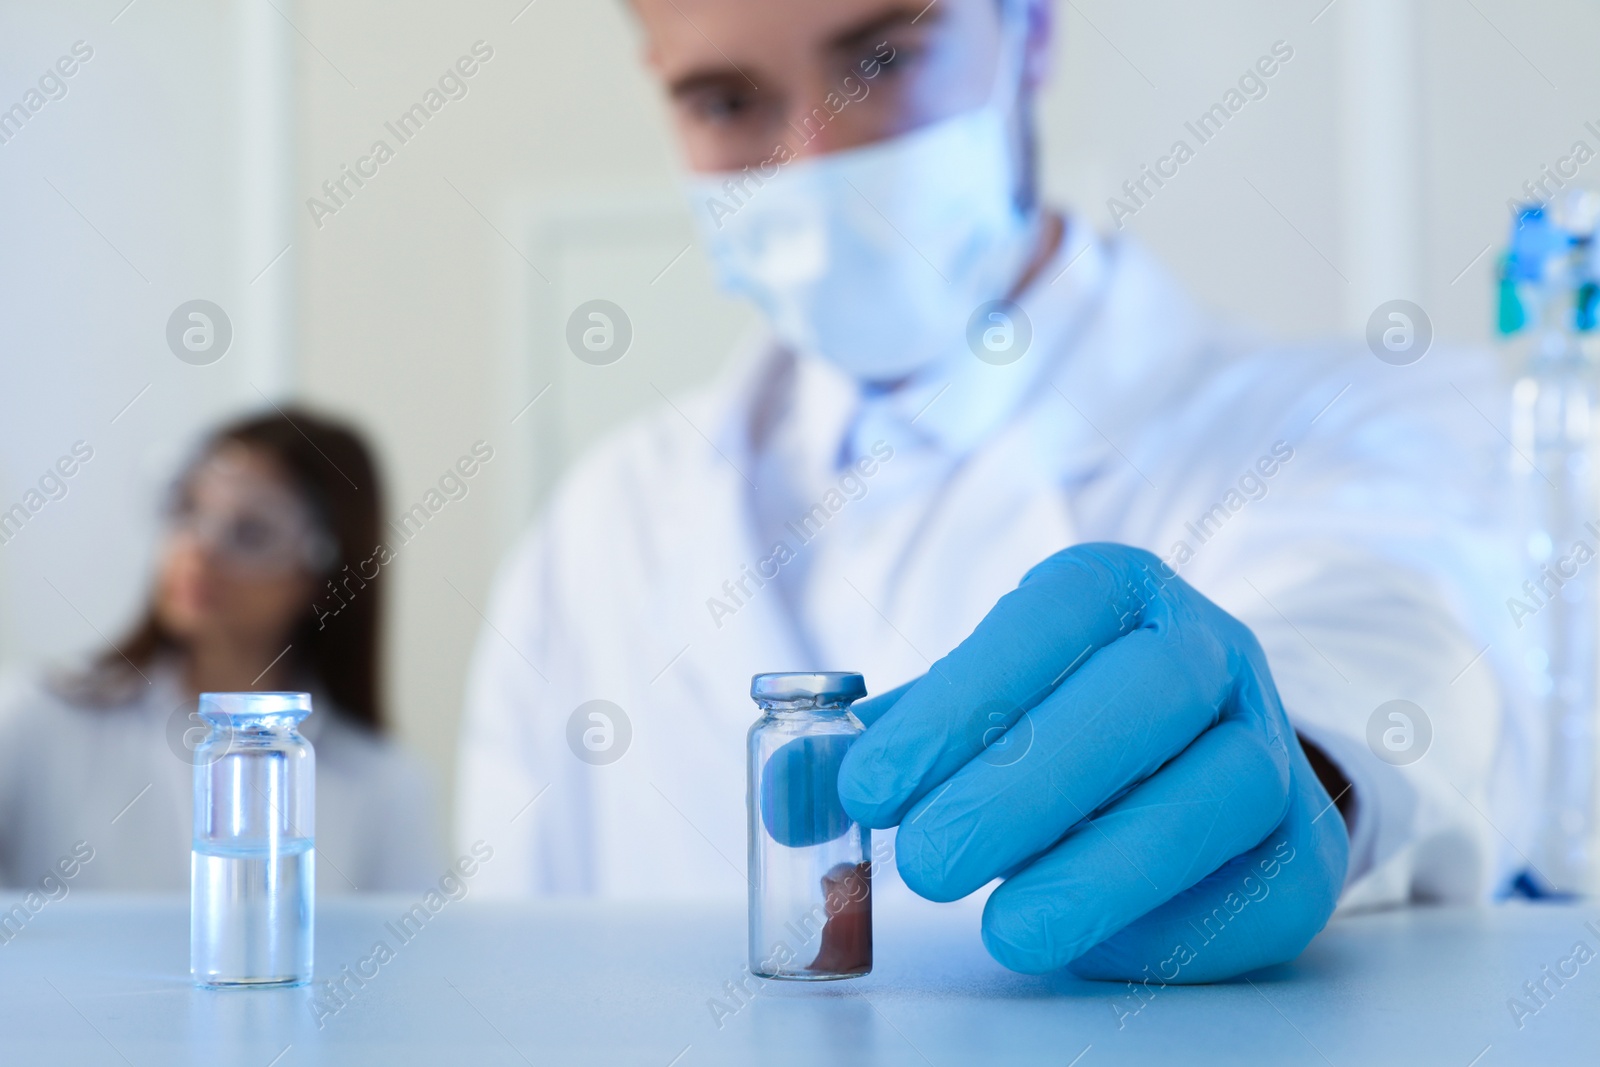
[191,837,314,987]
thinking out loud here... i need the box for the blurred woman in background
[0,409,440,891]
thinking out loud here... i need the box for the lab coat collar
[705,216,1221,507]
[708,215,1113,477]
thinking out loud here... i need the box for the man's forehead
[633,0,940,77]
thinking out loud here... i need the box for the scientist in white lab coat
[458,0,1506,980]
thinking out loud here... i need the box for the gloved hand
[837,543,1349,981]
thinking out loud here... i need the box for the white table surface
[0,894,1594,1065]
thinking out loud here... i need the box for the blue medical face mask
[686,16,1038,383]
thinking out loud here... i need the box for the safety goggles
[165,456,337,574]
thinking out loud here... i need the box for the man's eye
[863,41,919,77]
[688,88,762,124]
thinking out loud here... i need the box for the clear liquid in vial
[191,836,314,987]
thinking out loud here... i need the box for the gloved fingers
[1064,742,1348,983]
[977,718,1293,974]
[759,680,915,850]
[759,734,858,848]
[839,543,1177,828]
[892,623,1247,900]
[849,678,916,729]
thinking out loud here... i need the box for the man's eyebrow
[664,3,932,97]
[825,3,937,52]
[667,67,755,99]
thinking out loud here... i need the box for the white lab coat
[458,222,1521,910]
[0,662,443,893]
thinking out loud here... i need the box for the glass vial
[191,692,316,987]
[747,672,871,980]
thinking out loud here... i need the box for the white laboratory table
[0,894,1594,1065]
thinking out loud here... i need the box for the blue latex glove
[837,544,1349,981]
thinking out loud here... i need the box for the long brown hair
[77,409,388,733]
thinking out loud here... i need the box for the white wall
[5,0,1596,834]
[0,1,293,669]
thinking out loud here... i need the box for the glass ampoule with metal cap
[747,672,872,980]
